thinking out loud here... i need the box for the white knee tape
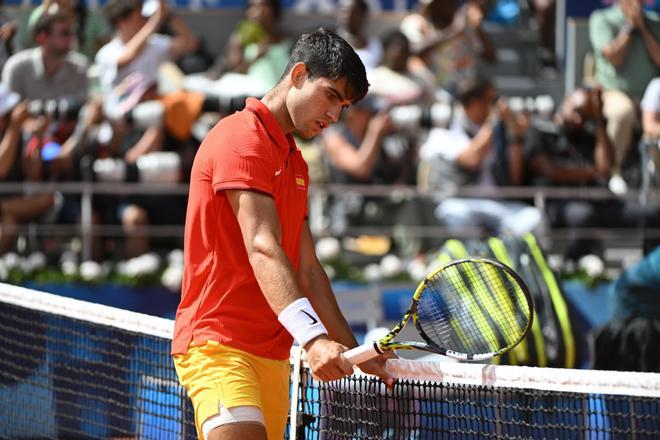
[202,404,265,438]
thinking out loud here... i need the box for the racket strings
[416,261,530,356]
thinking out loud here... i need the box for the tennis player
[172,28,393,440]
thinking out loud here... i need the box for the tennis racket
[344,257,533,364]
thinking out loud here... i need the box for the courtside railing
[0,181,657,260]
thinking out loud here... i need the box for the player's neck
[261,85,295,134]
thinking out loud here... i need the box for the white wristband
[278,298,328,348]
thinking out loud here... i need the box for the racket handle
[343,342,380,365]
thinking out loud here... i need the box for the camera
[91,152,181,184]
[506,95,555,119]
[216,94,252,114]
[27,98,84,121]
[387,101,453,131]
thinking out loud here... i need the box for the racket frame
[344,257,534,364]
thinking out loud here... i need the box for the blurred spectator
[320,96,420,246]
[336,0,382,71]
[525,88,613,187]
[611,245,660,320]
[418,77,540,237]
[2,7,92,181]
[641,76,660,139]
[96,0,198,162]
[96,0,197,257]
[400,0,495,96]
[368,30,435,105]
[593,245,660,372]
[322,99,414,185]
[589,0,660,194]
[524,87,617,260]
[528,0,557,70]
[0,0,16,71]
[639,76,660,252]
[0,85,55,254]
[3,8,88,103]
[26,0,111,61]
[194,0,290,99]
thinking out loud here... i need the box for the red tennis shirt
[171,98,309,360]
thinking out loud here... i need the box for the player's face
[288,69,353,139]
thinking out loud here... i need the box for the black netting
[1,291,659,440]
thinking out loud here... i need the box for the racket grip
[343,343,381,365]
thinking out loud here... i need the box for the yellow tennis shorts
[173,341,290,439]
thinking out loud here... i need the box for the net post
[289,346,304,440]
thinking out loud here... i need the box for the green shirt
[589,5,660,97]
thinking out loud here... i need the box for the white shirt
[419,109,496,187]
[641,77,660,114]
[354,36,383,71]
[95,33,171,95]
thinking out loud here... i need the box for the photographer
[419,77,541,237]
[320,95,423,254]
[0,86,57,254]
[524,86,619,261]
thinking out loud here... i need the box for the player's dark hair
[281,27,369,103]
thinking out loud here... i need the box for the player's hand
[356,354,395,390]
[304,336,354,382]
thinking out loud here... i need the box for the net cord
[0,282,174,339]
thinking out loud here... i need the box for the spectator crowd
[0,0,658,276]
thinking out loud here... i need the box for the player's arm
[226,189,353,381]
[297,222,394,387]
[297,221,357,347]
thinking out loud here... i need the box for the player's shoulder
[202,109,272,156]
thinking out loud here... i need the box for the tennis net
[1,283,659,439]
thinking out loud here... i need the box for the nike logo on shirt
[274,167,283,176]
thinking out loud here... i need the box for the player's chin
[298,126,321,139]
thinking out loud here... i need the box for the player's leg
[203,346,290,439]
[204,406,267,440]
[174,341,287,440]
[255,354,290,439]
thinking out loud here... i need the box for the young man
[589,0,660,194]
[2,7,88,103]
[172,28,392,440]
[418,77,540,237]
[524,87,616,261]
